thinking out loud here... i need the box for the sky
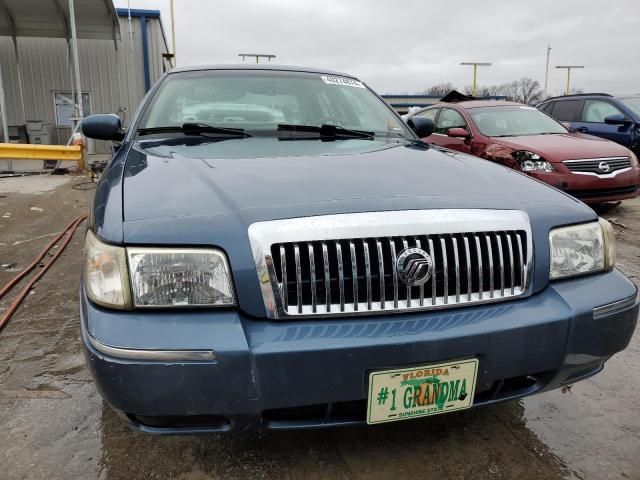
[114,0,639,96]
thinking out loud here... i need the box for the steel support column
[68,0,84,120]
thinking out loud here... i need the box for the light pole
[460,62,491,96]
[556,65,584,95]
[170,0,177,67]
[544,45,551,97]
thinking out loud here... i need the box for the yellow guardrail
[0,143,84,171]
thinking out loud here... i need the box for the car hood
[85,136,597,316]
[110,137,594,245]
[490,133,631,162]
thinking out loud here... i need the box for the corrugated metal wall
[0,15,169,155]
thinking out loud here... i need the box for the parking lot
[0,175,637,480]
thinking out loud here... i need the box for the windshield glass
[137,70,409,137]
[619,97,640,117]
[469,105,567,137]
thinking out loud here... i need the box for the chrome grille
[563,157,631,175]
[249,210,532,319]
[272,232,527,315]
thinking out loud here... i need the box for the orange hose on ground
[0,213,88,332]
[0,215,85,298]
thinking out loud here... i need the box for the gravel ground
[0,176,638,480]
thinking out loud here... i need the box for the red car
[408,100,640,205]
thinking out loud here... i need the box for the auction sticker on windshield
[367,359,478,424]
[321,75,365,88]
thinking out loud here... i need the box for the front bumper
[81,269,638,434]
[529,168,640,204]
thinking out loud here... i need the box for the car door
[573,99,633,147]
[432,107,472,153]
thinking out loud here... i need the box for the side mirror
[82,114,125,141]
[447,127,470,138]
[407,116,435,138]
[604,114,629,125]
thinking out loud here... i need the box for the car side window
[582,100,625,123]
[538,102,553,114]
[550,100,583,122]
[435,108,467,134]
[415,108,438,122]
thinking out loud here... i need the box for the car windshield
[619,97,640,117]
[469,105,567,137]
[137,70,409,137]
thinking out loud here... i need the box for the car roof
[454,100,525,109]
[168,64,358,79]
[418,100,525,111]
[540,93,613,103]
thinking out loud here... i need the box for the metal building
[0,7,171,163]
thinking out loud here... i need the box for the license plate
[366,358,478,424]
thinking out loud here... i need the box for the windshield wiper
[277,124,375,139]
[137,122,252,137]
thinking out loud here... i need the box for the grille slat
[280,245,288,310]
[349,241,358,311]
[506,234,515,295]
[336,242,345,312]
[389,239,399,308]
[376,240,385,310]
[294,244,302,314]
[475,235,484,300]
[496,234,505,296]
[517,234,525,289]
[441,237,449,305]
[428,238,436,306]
[269,231,529,317]
[563,157,631,175]
[402,238,411,307]
[415,237,425,306]
[452,236,461,303]
[463,237,472,302]
[363,240,372,310]
[485,234,494,299]
[322,242,330,312]
[309,244,317,313]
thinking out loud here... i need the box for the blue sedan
[79,65,638,433]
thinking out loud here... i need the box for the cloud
[115,0,639,95]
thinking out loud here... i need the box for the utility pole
[556,65,584,95]
[460,62,491,96]
[170,0,177,67]
[68,0,83,121]
[544,45,551,97]
[238,54,276,64]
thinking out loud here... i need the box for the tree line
[421,78,583,105]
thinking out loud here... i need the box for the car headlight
[83,229,132,309]
[83,230,236,308]
[127,248,235,307]
[513,151,555,172]
[630,150,638,167]
[549,219,615,280]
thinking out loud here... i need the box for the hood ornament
[598,161,611,173]
[396,247,433,287]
